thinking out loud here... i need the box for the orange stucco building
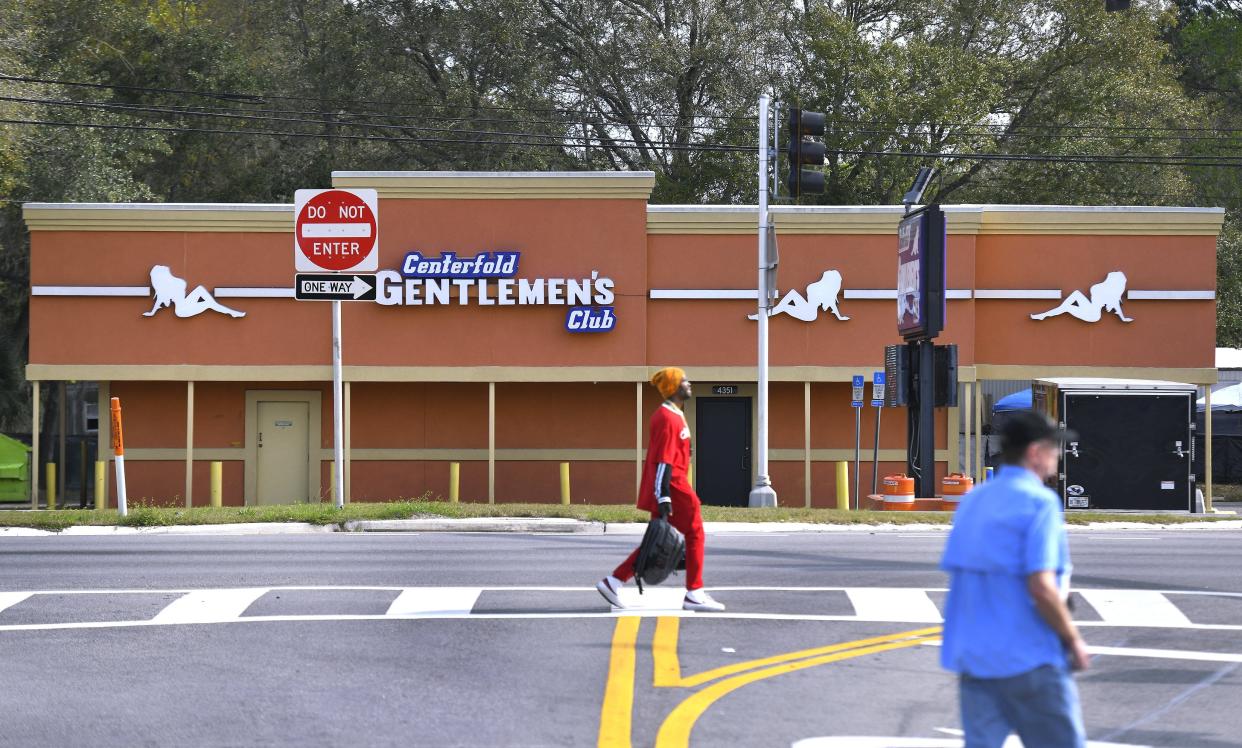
[22,171,1224,508]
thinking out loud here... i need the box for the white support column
[185,381,194,508]
[974,381,983,482]
[635,381,643,494]
[488,382,496,504]
[1206,385,1213,512]
[344,381,352,504]
[30,381,39,509]
[962,381,973,479]
[804,381,812,508]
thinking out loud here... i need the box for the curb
[344,517,605,534]
[3,518,1241,537]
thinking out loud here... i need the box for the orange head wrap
[651,367,685,400]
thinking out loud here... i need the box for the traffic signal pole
[749,90,778,508]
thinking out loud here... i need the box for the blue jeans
[960,665,1085,748]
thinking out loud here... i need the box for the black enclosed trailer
[1032,378,1197,512]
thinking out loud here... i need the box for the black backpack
[633,517,686,593]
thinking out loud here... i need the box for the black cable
[0,94,747,149]
[0,73,758,122]
[0,116,753,152]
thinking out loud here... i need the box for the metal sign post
[749,90,778,508]
[871,372,885,496]
[852,375,865,510]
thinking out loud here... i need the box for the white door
[256,401,310,505]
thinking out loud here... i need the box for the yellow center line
[598,616,641,748]
[654,633,941,748]
[653,616,942,689]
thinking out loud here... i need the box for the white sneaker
[683,589,725,612]
[596,576,625,608]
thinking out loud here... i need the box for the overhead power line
[3,117,1241,168]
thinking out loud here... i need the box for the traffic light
[786,108,826,197]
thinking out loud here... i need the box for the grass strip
[0,498,1235,532]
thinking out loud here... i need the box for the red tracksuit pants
[612,504,705,591]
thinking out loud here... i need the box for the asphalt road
[1,529,1240,747]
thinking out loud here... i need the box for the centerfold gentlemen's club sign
[375,250,618,333]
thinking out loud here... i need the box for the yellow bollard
[210,461,222,508]
[688,464,694,488]
[559,462,571,505]
[94,461,106,511]
[449,462,460,503]
[835,461,850,511]
[45,463,56,510]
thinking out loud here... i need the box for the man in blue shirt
[941,410,1090,748]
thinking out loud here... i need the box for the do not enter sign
[294,188,379,272]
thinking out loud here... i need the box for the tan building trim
[331,171,656,200]
[973,207,1225,236]
[975,365,1217,386]
[27,364,923,384]
[185,381,194,508]
[22,203,292,232]
[647,205,1224,236]
[771,449,949,462]
[124,448,247,461]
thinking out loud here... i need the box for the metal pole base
[748,483,778,508]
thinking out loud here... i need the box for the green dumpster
[0,433,31,503]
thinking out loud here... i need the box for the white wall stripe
[1078,590,1193,628]
[214,288,295,298]
[842,290,897,299]
[845,588,942,623]
[649,289,759,300]
[385,587,482,617]
[0,592,32,614]
[974,289,1062,299]
[32,286,149,296]
[1127,290,1216,300]
[152,588,269,624]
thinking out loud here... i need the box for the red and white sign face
[294,188,379,272]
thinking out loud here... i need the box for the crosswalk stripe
[0,592,32,614]
[845,589,942,623]
[386,587,481,617]
[1078,590,1193,628]
[152,588,269,624]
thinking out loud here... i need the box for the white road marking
[1086,645,1242,664]
[1,585,1241,632]
[1079,590,1193,628]
[386,587,481,617]
[0,592,32,614]
[793,737,1147,747]
[616,586,685,611]
[152,588,268,624]
[846,588,942,623]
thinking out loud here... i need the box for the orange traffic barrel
[940,473,974,511]
[881,474,916,511]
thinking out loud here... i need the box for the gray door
[256,401,310,505]
[695,397,751,507]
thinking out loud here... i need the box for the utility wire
[5,116,1242,168]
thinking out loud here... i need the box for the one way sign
[294,274,377,301]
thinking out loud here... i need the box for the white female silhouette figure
[750,269,850,322]
[1031,271,1132,323]
[142,265,245,319]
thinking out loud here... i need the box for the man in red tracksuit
[596,367,725,612]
